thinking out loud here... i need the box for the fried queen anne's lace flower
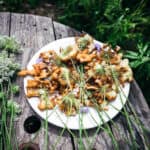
[18,34,133,116]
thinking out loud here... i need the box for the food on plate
[18,34,133,116]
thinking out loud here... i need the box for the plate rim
[24,37,130,130]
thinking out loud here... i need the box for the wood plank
[110,80,149,150]
[10,13,73,150]
[71,123,122,150]
[110,80,150,150]
[110,109,148,149]
[129,81,150,129]
[94,130,114,150]
[0,12,10,36]
[10,13,37,50]
[110,115,131,150]
[127,81,150,149]
[35,15,55,48]
[53,21,80,39]
[74,128,114,150]
[10,13,40,149]
[109,97,136,149]
[47,124,73,150]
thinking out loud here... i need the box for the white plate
[24,37,130,130]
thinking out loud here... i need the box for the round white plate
[24,37,130,130]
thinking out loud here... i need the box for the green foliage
[124,43,150,68]
[0,35,21,53]
[57,0,149,47]
[11,84,20,94]
[28,0,39,8]
[0,35,21,149]
[6,100,21,115]
[0,91,5,100]
[124,42,150,103]
[0,51,20,83]
[124,42,150,84]
[0,35,21,83]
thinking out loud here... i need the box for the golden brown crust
[18,34,133,115]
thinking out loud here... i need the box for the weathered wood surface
[53,21,80,39]
[0,12,10,36]
[0,12,150,150]
[3,12,73,150]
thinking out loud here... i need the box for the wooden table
[0,12,150,150]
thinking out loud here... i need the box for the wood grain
[129,81,150,129]
[0,12,10,36]
[9,13,73,150]
[53,21,80,39]
[10,13,41,148]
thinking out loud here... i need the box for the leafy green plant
[0,35,21,53]
[57,0,150,48]
[6,100,21,115]
[0,35,21,83]
[124,43,150,103]
[124,43,150,68]
[0,51,20,83]
[28,0,39,8]
[0,35,21,149]
[11,84,20,94]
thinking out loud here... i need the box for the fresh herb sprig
[0,35,21,53]
[124,42,150,68]
[0,51,20,83]
[0,35,21,149]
